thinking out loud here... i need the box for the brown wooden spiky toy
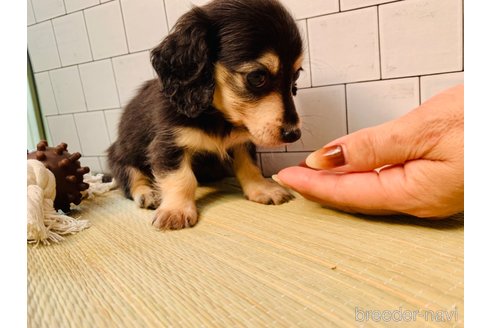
[27,140,90,213]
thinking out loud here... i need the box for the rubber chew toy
[27,140,90,212]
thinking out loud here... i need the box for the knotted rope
[27,159,91,246]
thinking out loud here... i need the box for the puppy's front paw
[152,202,198,230]
[133,187,161,209]
[245,181,294,205]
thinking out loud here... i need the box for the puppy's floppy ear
[151,7,215,118]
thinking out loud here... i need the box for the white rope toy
[27,159,90,246]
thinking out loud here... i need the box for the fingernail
[305,145,346,170]
[271,174,289,188]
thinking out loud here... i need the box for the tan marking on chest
[174,127,251,158]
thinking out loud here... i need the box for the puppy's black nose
[281,127,301,143]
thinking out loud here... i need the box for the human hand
[277,84,464,218]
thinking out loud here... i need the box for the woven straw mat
[28,178,463,327]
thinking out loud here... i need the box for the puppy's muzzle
[281,126,301,143]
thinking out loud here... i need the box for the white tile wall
[121,0,169,52]
[296,20,311,89]
[79,59,120,110]
[74,111,112,156]
[104,108,123,144]
[288,85,347,151]
[112,51,154,106]
[65,0,99,13]
[52,12,92,66]
[50,66,87,114]
[27,0,36,26]
[29,0,463,175]
[27,21,61,72]
[379,0,463,78]
[257,146,286,153]
[164,0,210,29]
[84,1,128,60]
[98,157,111,174]
[341,0,397,11]
[280,0,339,20]
[421,72,464,103]
[260,152,311,177]
[308,7,380,86]
[46,115,82,153]
[33,72,58,116]
[80,156,103,174]
[346,78,420,133]
[31,0,65,22]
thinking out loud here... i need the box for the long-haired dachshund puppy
[107,0,304,230]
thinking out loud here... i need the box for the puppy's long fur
[107,0,304,230]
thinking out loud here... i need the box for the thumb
[305,111,427,173]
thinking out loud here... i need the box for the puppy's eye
[292,68,302,96]
[246,70,268,88]
[293,68,302,81]
[292,84,298,96]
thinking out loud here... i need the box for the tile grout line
[43,117,54,145]
[298,69,465,90]
[82,10,96,62]
[75,65,89,112]
[45,70,60,115]
[71,113,84,155]
[258,151,312,155]
[32,48,151,75]
[49,19,64,70]
[295,0,402,22]
[117,0,131,54]
[82,7,99,63]
[339,0,403,13]
[31,1,103,25]
[61,0,67,14]
[418,76,422,106]
[47,71,61,116]
[161,0,171,33]
[101,110,114,153]
[305,19,313,88]
[33,71,60,118]
[258,153,264,176]
[344,84,349,135]
[68,113,84,156]
[44,106,121,118]
[376,5,383,80]
[109,59,123,108]
[28,0,37,23]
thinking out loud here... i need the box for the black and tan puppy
[107,0,304,230]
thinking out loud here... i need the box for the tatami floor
[28,178,463,327]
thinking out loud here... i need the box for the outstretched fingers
[278,165,411,215]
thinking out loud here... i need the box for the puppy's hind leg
[128,167,161,209]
